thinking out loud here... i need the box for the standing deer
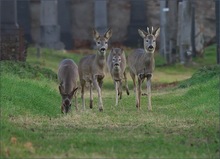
[107,48,129,106]
[78,28,112,111]
[128,27,160,111]
[58,59,79,114]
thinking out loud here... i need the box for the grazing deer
[58,59,79,114]
[128,27,160,111]
[78,28,112,111]
[107,48,129,106]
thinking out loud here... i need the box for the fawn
[107,48,129,106]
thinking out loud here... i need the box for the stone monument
[40,0,64,50]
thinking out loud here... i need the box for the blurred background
[0,0,219,65]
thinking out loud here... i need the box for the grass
[0,45,219,158]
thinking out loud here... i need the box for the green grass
[0,45,219,158]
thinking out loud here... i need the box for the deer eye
[146,40,149,42]
[97,41,101,44]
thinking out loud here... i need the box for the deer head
[59,85,78,114]
[138,27,160,53]
[93,28,112,56]
[111,48,124,72]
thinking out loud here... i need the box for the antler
[147,27,155,34]
[147,27,150,34]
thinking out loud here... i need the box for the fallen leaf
[10,137,17,144]
[24,142,35,153]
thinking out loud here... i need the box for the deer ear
[120,48,124,52]
[104,28,112,39]
[154,27,160,38]
[138,29,147,38]
[70,87,78,96]
[59,85,64,95]
[93,29,100,41]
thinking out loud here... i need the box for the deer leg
[118,80,122,100]
[130,71,139,109]
[129,70,136,93]
[74,94,78,111]
[89,81,93,109]
[98,78,103,89]
[93,75,103,112]
[137,78,142,110]
[81,80,86,110]
[146,74,152,111]
[114,81,119,106]
[137,74,147,96]
[123,71,130,95]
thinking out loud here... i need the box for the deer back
[128,49,155,75]
[58,59,79,94]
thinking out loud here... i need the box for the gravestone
[58,0,73,50]
[40,0,64,50]
[94,0,107,34]
[178,0,192,65]
[17,0,32,43]
[0,0,27,61]
[0,0,18,30]
[160,0,170,63]
[126,0,147,47]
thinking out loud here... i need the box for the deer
[78,28,112,112]
[127,27,160,111]
[58,59,79,114]
[107,48,129,106]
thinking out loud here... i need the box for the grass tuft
[178,65,220,88]
[0,61,57,82]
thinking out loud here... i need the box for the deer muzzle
[61,99,71,114]
[100,48,106,52]
[148,45,154,51]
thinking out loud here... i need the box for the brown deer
[107,48,129,106]
[78,28,112,111]
[58,59,79,114]
[128,27,160,111]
